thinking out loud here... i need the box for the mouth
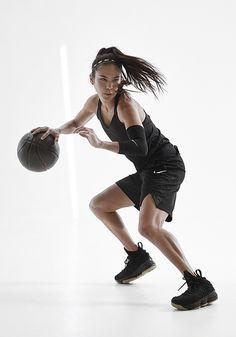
[103,92,113,97]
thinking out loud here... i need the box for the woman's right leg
[89,184,138,251]
[90,183,156,283]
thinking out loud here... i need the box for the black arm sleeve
[118,125,148,156]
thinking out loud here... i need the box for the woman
[32,47,218,310]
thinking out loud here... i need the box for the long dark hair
[91,46,167,99]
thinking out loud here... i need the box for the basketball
[17,132,60,172]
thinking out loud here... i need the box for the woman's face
[91,63,122,101]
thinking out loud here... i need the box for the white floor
[0,280,234,337]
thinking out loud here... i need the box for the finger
[73,128,81,134]
[41,131,50,140]
[78,132,89,138]
[31,128,42,135]
[53,132,59,143]
[78,131,89,136]
[31,127,47,135]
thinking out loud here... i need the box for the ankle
[182,269,196,277]
[125,244,139,252]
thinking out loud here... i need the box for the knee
[89,195,113,213]
[89,195,101,213]
[138,221,164,239]
[138,222,154,238]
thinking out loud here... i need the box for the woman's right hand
[31,126,61,142]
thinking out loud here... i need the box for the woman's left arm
[77,99,148,156]
[116,99,148,156]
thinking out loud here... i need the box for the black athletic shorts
[116,146,186,222]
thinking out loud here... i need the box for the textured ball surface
[17,132,60,172]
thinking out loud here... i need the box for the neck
[100,97,117,112]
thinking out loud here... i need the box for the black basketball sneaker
[115,242,156,284]
[171,269,218,310]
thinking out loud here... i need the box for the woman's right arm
[31,94,98,141]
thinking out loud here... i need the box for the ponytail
[91,47,167,99]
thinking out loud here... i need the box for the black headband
[92,58,118,69]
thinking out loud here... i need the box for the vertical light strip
[60,45,79,221]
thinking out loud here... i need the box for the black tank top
[96,95,174,171]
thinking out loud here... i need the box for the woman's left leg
[139,194,194,275]
[139,196,218,310]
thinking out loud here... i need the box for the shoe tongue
[183,271,198,285]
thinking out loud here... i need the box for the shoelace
[123,242,145,266]
[177,269,202,291]
[178,281,187,291]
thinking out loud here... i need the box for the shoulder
[83,94,99,112]
[117,95,137,119]
[117,95,145,125]
[73,94,99,126]
[118,95,136,111]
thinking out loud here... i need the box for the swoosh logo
[153,170,167,174]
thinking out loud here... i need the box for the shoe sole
[116,262,156,284]
[171,290,218,310]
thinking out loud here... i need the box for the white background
[0,0,235,287]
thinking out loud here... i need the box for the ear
[89,74,94,85]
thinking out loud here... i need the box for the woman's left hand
[74,126,102,148]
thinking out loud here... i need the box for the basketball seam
[17,138,30,153]
[36,142,48,171]
[27,136,34,171]
[48,146,60,158]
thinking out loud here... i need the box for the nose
[106,81,113,90]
